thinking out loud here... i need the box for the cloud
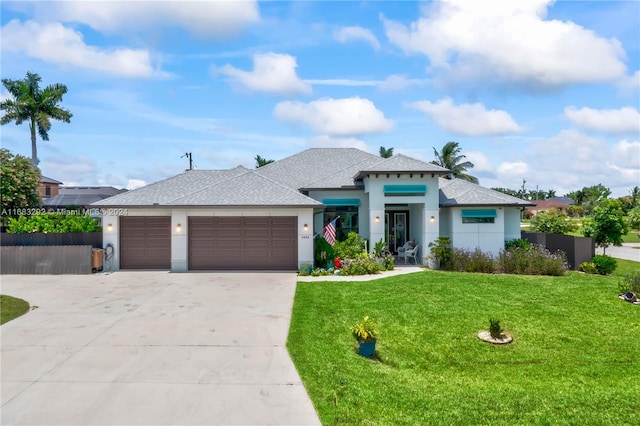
[618,70,640,95]
[304,78,381,87]
[382,0,628,89]
[334,26,380,50]
[273,97,394,136]
[1,20,161,78]
[126,179,146,190]
[215,52,312,96]
[564,106,640,135]
[610,139,640,169]
[408,98,523,136]
[29,1,259,39]
[465,151,495,173]
[497,161,529,180]
[378,75,430,91]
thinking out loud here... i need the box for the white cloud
[611,139,640,169]
[215,53,312,96]
[334,26,380,50]
[126,179,146,190]
[618,70,640,95]
[378,75,430,91]
[564,106,640,135]
[382,0,628,88]
[465,151,495,173]
[497,161,529,180]
[30,1,259,39]
[1,20,160,78]
[408,98,523,136]
[304,78,381,87]
[273,97,394,136]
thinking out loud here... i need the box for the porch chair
[397,241,414,258]
[403,244,420,264]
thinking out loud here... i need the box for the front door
[386,211,410,253]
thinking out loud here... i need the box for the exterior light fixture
[375,216,380,223]
[303,223,308,231]
[176,224,182,233]
[107,223,113,232]
[430,216,435,223]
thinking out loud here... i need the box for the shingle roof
[44,187,127,207]
[439,178,533,207]
[353,154,450,179]
[256,148,381,189]
[93,166,322,207]
[40,175,63,184]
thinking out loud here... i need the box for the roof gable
[353,154,450,179]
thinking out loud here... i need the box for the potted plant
[350,316,378,357]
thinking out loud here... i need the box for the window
[45,185,51,196]
[324,206,358,241]
[461,209,497,224]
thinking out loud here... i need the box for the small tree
[627,206,640,231]
[255,155,274,168]
[0,148,41,218]
[379,146,394,158]
[583,199,629,254]
[531,210,577,234]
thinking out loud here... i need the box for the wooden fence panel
[521,232,595,270]
[1,245,92,274]
[0,232,102,248]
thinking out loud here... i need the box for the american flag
[323,218,337,246]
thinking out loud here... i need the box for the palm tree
[379,146,394,158]
[431,141,478,183]
[255,154,274,168]
[1,72,72,167]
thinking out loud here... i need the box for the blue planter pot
[358,340,376,357]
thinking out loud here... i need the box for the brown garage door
[120,217,171,269]
[189,216,297,270]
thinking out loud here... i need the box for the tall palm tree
[379,146,394,158]
[431,141,478,183]
[1,72,72,167]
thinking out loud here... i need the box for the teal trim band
[383,184,427,195]
[322,198,361,207]
[461,209,497,218]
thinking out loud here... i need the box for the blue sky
[1,1,638,197]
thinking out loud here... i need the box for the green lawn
[288,269,640,425]
[0,294,29,325]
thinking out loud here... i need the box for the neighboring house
[43,186,128,211]
[525,197,574,217]
[93,148,532,272]
[38,176,63,199]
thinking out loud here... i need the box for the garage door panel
[189,216,297,270]
[120,216,170,269]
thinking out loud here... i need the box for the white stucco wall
[504,208,523,242]
[449,207,506,255]
[103,207,314,272]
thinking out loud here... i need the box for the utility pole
[181,152,193,171]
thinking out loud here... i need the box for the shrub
[531,210,578,234]
[628,206,640,230]
[333,232,366,260]
[579,261,598,274]
[505,238,531,251]
[590,255,617,275]
[351,316,378,343]
[498,244,568,276]
[341,255,382,276]
[450,248,495,273]
[489,318,504,339]
[429,237,453,270]
[618,272,640,294]
[314,236,335,268]
[6,213,101,233]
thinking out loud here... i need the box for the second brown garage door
[189,216,297,270]
[120,216,171,269]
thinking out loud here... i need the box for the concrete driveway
[1,272,320,425]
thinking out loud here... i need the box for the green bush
[341,256,383,275]
[531,210,578,234]
[489,318,504,339]
[590,255,617,275]
[618,272,640,294]
[504,238,531,251]
[498,245,568,276]
[314,236,335,268]
[579,261,598,274]
[6,213,101,233]
[451,248,495,273]
[333,232,366,259]
[627,206,640,230]
[429,237,453,270]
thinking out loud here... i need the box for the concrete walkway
[1,272,320,425]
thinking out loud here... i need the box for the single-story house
[93,148,531,272]
[524,197,574,217]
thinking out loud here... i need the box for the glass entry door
[386,211,409,253]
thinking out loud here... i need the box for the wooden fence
[1,245,93,274]
[0,232,102,248]
[521,231,595,270]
